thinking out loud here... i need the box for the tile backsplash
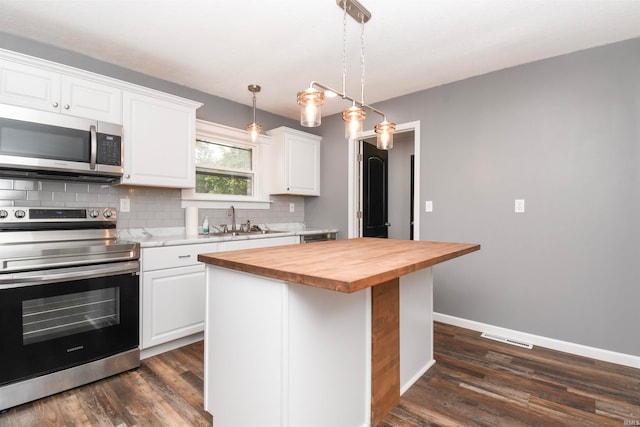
[0,178,305,229]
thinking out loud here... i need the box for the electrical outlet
[515,199,525,213]
[289,203,295,213]
[425,200,433,212]
[120,198,130,213]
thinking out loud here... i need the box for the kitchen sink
[208,229,288,237]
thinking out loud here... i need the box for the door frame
[348,121,421,239]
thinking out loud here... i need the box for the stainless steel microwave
[0,104,123,182]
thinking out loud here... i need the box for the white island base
[204,265,434,427]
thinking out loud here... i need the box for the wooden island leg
[371,278,400,426]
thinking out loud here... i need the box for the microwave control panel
[97,133,122,166]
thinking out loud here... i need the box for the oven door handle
[1,248,138,273]
[0,261,139,288]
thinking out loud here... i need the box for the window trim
[181,120,272,209]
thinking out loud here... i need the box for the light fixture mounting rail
[307,80,387,121]
[337,0,371,23]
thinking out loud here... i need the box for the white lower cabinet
[141,235,299,353]
[141,242,219,350]
[142,264,206,349]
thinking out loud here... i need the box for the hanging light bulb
[296,1,395,148]
[375,120,396,150]
[343,104,366,139]
[297,87,325,127]
[246,84,262,142]
[247,122,261,143]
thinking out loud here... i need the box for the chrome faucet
[229,205,236,231]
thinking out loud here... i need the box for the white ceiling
[1,0,640,120]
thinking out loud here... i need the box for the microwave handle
[89,125,97,170]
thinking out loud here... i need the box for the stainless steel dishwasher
[299,231,338,243]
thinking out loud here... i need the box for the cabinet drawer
[142,242,219,271]
[221,235,299,251]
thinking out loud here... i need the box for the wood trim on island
[198,238,480,293]
[371,278,401,426]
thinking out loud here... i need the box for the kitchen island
[198,238,479,427]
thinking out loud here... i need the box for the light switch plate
[289,203,295,213]
[425,200,433,212]
[515,199,525,213]
[120,198,130,213]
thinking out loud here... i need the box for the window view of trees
[195,139,253,196]
[196,169,252,195]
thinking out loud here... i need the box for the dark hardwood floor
[1,323,638,426]
[0,341,212,427]
[381,322,640,426]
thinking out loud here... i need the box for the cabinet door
[142,264,205,349]
[285,133,320,195]
[121,91,195,188]
[60,75,122,123]
[265,127,321,196]
[0,60,61,112]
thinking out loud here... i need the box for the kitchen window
[195,139,254,197]
[182,120,270,208]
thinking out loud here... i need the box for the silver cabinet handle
[64,104,70,110]
[52,101,59,108]
[178,255,191,259]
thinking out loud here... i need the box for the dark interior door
[362,141,388,238]
[410,154,414,240]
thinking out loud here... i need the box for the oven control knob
[14,209,26,219]
[89,209,100,218]
[0,210,7,219]
[103,209,113,218]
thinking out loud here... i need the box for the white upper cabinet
[0,60,122,123]
[264,127,321,196]
[0,49,202,189]
[60,75,122,123]
[121,91,198,188]
[0,60,59,110]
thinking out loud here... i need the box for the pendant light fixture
[297,0,395,149]
[247,84,262,142]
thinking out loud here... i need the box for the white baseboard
[434,313,640,370]
[140,332,204,360]
[401,359,436,395]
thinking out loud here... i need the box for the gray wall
[387,132,415,240]
[309,38,640,356]
[0,33,306,228]
[305,113,351,233]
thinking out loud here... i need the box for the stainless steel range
[0,206,140,411]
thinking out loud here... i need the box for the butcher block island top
[198,238,480,293]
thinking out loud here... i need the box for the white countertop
[118,223,338,248]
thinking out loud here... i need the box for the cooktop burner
[0,207,139,275]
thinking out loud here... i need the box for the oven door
[0,261,139,386]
